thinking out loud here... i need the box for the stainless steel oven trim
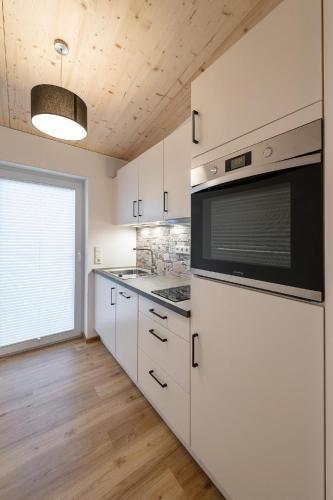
[191,268,322,302]
[191,152,321,194]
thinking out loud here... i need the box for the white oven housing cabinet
[189,0,325,499]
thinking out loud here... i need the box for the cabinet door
[94,274,116,355]
[116,157,139,224]
[191,0,322,158]
[191,275,324,500]
[116,284,138,382]
[163,120,191,220]
[138,141,164,223]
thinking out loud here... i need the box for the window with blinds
[0,178,76,348]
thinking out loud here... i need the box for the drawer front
[139,312,189,392]
[138,349,190,445]
[116,284,138,383]
[139,296,190,341]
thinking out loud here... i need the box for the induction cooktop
[151,285,190,303]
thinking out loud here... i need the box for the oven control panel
[191,119,321,188]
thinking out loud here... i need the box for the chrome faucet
[133,247,156,275]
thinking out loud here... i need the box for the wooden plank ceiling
[0,0,281,161]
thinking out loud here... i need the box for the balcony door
[0,166,84,356]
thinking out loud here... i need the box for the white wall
[0,125,136,338]
[324,1,333,498]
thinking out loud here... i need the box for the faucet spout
[133,247,156,275]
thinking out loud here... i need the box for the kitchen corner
[94,222,191,318]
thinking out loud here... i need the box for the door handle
[149,308,167,320]
[149,369,167,388]
[148,328,168,343]
[163,191,168,213]
[192,109,199,144]
[192,333,199,367]
[119,291,131,299]
[110,287,116,305]
[138,199,143,217]
[133,200,137,218]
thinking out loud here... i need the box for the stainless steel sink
[103,267,152,280]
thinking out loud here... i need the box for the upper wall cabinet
[163,120,191,220]
[138,141,164,223]
[116,156,139,224]
[115,121,191,225]
[191,0,322,159]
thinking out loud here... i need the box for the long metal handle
[119,291,131,299]
[149,369,167,388]
[132,200,137,218]
[149,308,167,320]
[110,287,116,305]
[192,109,199,144]
[149,328,168,343]
[192,333,199,368]
[163,191,168,213]
[138,199,143,217]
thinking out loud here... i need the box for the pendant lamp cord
[60,53,63,87]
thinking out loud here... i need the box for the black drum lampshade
[31,84,87,141]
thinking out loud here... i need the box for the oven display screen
[225,151,251,172]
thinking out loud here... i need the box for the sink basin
[103,268,152,280]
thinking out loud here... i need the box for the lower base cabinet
[116,284,138,382]
[138,348,190,444]
[190,275,325,500]
[94,274,116,355]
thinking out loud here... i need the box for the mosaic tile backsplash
[136,224,191,277]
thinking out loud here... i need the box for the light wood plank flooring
[0,339,223,500]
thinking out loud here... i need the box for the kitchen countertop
[94,268,191,317]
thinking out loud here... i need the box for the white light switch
[94,246,102,265]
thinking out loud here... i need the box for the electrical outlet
[94,246,102,265]
[175,245,190,255]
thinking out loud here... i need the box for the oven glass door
[191,163,323,299]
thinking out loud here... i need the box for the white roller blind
[0,178,76,347]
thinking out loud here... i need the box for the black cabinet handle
[163,191,168,213]
[149,369,167,388]
[119,291,131,299]
[138,199,143,217]
[110,287,116,305]
[149,308,167,320]
[192,333,199,368]
[133,200,137,218]
[149,328,168,343]
[192,109,199,144]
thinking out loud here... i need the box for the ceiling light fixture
[31,39,87,141]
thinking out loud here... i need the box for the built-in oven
[191,120,323,302]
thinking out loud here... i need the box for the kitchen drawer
[116,284,138,382]
[139,296,190,341]
[138,312,190,392]
[138,348,190,444]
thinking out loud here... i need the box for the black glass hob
[152,285,190,303]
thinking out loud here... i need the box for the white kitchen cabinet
[163,120,191,220]
[191,0,322,159]
[139,295,190,341]
[138,311,190,392]
[94,274,116,355]
[138,348,190,444]
[116,284,138,382]
[116,156,140,224]
[138,141,164,223]
[190,275,324,500]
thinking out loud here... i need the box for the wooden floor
[0,339,223,500]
